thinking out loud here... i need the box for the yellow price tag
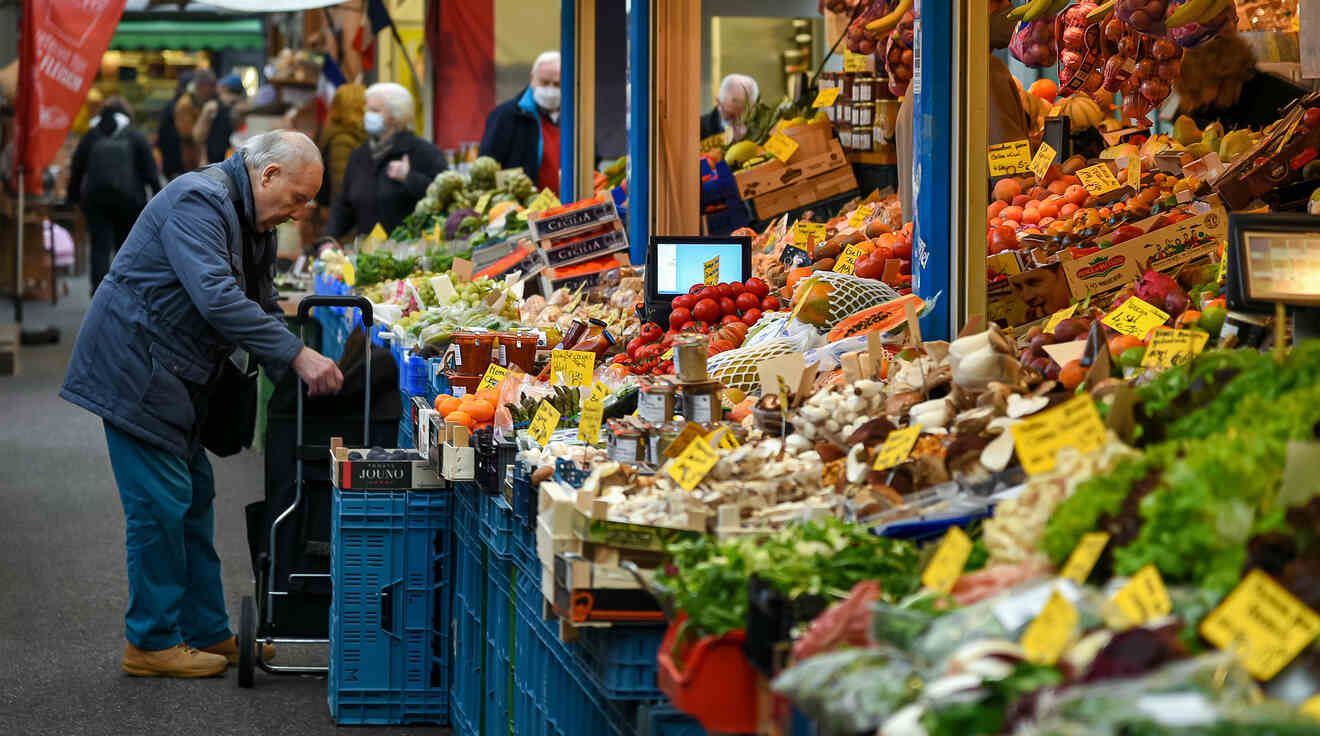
[843,50,868,72]
[704,256,720,286]
[527,188,561,214]
[1217,253,1229,284]
[475,191,493,214]
[872,425,923,471]
[1048,104,1063,118]
[794,222,828,250]
[988,139,1032,176]
[921,526,973,594]
[834,244,863,275]
[1060,532,1110,584]
[664,422,706,459]
[1076,163,1122,196]
[1030,142,1058,181]
[1126,155,1141,190]
[1022,590,1079,666]
[811,86,841,108]
[549,349,595,387]
[1141,328,1209,372]
[588,380,610,404]
[1112,564,1172,627]
[661,347,674,361]
[847,204,876,229]
[341,261,357,287]
[368,223,388,241]
[1010,394,1107,475]
[527,401,561,447]
[1102,297,1170,339]
[1302,695,1320,722]
[1200,569,1320,680]
[578,399,604,445]
[478,364,510,392]
[667,435,720,491]
[1043,302,1077,335]
[433,224,444,243]
[765,133,800,163]
[718,429,741,450]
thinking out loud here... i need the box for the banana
[1086,0,1115,21]
[1194,0,1231,24]
[1015,0,1055,22]
[1165,0,1215,27]
[864,0,913,33]
[1047,0,1073,15]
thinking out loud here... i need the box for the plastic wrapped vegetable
[791,580,884,662]
[1057,2,1108,95]
[1168,0,1237,48]
[1114,0,1170,36]
[771,648,919,735]
[1009,18,1058,69]
[883,12,914,97]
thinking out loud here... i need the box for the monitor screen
[1241,230,1320,305]
[653,240,747,294]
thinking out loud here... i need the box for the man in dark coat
[61,130,342,678]
[479,51,561,196]
[156,72,193,180]
[699,74,759,143]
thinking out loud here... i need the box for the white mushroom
[910,398,954,428]
[845,444,870,484]
[1006,393,1050,419]
[784,434,812,453]
[980,431,1017,472]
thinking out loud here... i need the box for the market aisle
[0,282,450,735]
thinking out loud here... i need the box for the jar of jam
[638,378,678,425]
[673,334,708,383]
[679,380,724,424]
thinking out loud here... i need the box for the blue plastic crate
[450,537,485,736]
[791,706,817,736]
[329,489,452,726]
[480,495,515,560]
[571,625,665,700]
[401,350,429,398]
[640,703,705,736]
[484,555,514,736]
[512,460,535,531]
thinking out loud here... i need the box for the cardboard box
[987,263,1075,328]
[751,164,859,221]
[570,514,703,552]
[439,424,476,481]
[329,438,445,490]
[540,223,629,269]
[538,252,629,295]
[734,140,848,200]
[528,198,620,241]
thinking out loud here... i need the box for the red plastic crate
[656,614,758,734]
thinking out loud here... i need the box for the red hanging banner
[15,0,127,193]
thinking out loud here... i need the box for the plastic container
[480,494,516,560]
[449,530,484,736]
[484,555,514,736]
[639,703,707,736]
[445,332,495,377]
[656,613,758,734]
[572,624,666,700]
[494,332,539,373]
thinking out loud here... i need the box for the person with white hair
[61,130,342,679]
[700,74,760,143]
[327,81,447,240]
[479,50,563,195]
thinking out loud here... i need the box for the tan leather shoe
[122,642,227,678]
[194,635,276,665]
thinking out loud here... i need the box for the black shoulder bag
[199,165,260,457]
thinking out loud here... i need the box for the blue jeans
[105,422,232,651]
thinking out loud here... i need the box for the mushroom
[1006,393,1050,419]
[845,444,870,484]
[952,406,996,436]
[980,431,1017,472]
[885,391,924,419]
[910,398,954,429]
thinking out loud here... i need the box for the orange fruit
[444,410,475,429]
[432,393,451,412]
[1059,359,1086,391]
[1107,334,1144,357]
[461,399,495,423]
[437,396,464,417]
[476,388,501,406]
[786,267,815,290]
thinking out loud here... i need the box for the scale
[1225,213,1320,346]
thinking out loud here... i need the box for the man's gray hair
[366,82,415,129]
[718,74,759,107]
[532,51,561,76]
[241,130,321,173]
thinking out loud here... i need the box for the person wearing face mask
[327,82,446,241]
[896,2,1030,221]
[699,74,759,143]
[193,74,249,166]
[479,51,562,196]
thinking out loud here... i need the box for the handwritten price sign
[550,349,596,387]
[1022,591,1079,666]
[528,401,561,447]
[794,222,827,250]
[1077,163,1121,196]
[667,436,719,491]
[578,399,604,445]
[1011,394,1107,475]
[811,86,841,108]
[872,425,923,471]
[1141,328,1209,372]
[765,133,800,163]
[987,139,1032,176]
[704,256,720,285]
[1102,297,1169,339]
[478,364,509,392]
[921,527,972,593]
[834,244,863,275]
[1200,570,1320,680]
[1030,142,1057,181]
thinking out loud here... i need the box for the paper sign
[478,364,509,392]
[757,352,808,399]
[451,257,474,282]
[578,399,604,445]
[1112,564,1172,626]
[1217,253,1229,284]
[1043,302,1077,334]
[1011,394,1107,475]
[1077,163,1122,195]
[704,256,720,286]
[921,527,973,594]
[588,380,610,404]
[550,349,595,387]
[475,191,493,214]
[528,401,561,447]
[1022,590,1079,666]
[431,274,457,303]
[1141,328,1209,372]
[667,436,720,491]
[1302,695,1320,722]
[1043,340,1087,368]
[1060,532,1110,584]
[811,86,841,108]
[526,188,561,214]
[1102,297,1170,339]
[794,222,828,250]
[834,244,863,275]
[368,223,388,241]
[1030,142,1058,181]
[872,425,923,471]
[664,422,706,459]
[843,50,868,72]
[765,133,800,163]
[341,261,357,287]
[988,139,1032,176]
[1126,155,1141,190]
[848,204,876,229]
[1200,569,1320,680]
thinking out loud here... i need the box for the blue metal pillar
[911,0,953,340]
[560,0,577,202]
[627,0,650,266]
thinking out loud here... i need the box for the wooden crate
[735,140,848,200]
[0,323,17,376]
[750,164,860,221]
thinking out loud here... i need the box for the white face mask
[364,111,386,137]
[532,85,561,112]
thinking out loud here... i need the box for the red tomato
[693,298,721,324]
[761,295,781,311]
[893,239,913,259]
[671,293,695,311]
[696,286,719,303]
[988,225,1018,254]
[716,283,735,299]
[744,278,770,299]
[719,297,739,316]
[669,307,692,331]
[1304,107,1320,128]
[735,292,760,313]
[688,283,704,294]
[854,254,886,280]
[741,308,763,326]
[720,314,742,325]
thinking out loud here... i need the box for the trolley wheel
[237,595,257,688]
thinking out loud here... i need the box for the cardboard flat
[1043,340,1087,367]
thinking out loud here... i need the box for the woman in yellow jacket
[318,83,367,206]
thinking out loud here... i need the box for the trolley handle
[296,294,374,327]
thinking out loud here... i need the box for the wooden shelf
[847,151,897,166]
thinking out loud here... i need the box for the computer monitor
[645,235,752,320]
[1226,213,1320,311]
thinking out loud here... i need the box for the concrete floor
[0,281,450,735]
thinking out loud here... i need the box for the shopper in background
[67,97,162,296]
[61,130,342,679]
[699,74,760,142]
[156,71,193,180]
[327,82,446,241]
[479,50,562,196]
[1175,30,1307,132]
[193,73,249,166]
[317,82,367,207]
[172,69,218,174]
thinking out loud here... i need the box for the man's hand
[292,347,344,396]
[386,154,410,182]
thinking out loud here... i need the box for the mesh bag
[707,340,802,394]
[806,271,904,330]
[1009,18,1058,69]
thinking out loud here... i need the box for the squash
[1057,94,1103,130]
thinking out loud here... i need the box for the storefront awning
[109,18,266,52]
